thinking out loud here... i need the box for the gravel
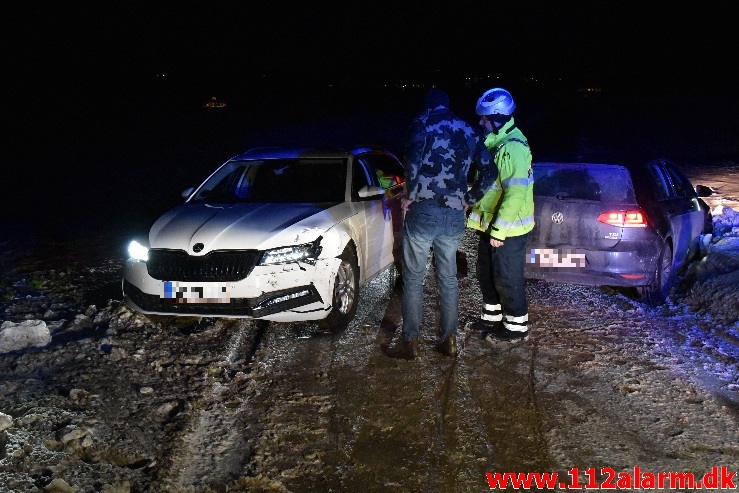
[0,228,738,492]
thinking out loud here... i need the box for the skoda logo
[192,243,204,253]
[551,212,564,224]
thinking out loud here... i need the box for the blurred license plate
[162,281,231,302]
[527,248,586,269]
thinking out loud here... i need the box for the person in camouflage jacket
[387,87,497,360]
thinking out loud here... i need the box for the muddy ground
[1,229,738,492]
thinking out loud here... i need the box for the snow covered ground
[676,160,739,325]
[0,158,736,492]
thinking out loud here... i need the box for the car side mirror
[358,185,384,198]
[695,184,713,197]
[181,187,195,199]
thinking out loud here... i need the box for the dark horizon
[6,1,738,242]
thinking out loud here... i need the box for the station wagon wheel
[638,241,673,306]
[319,245,359,332]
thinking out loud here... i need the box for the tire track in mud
[323,262,552,492]
[239,320,353,492]
[157,319,267,491]
[424,336,501,491]
[237,269,408,491]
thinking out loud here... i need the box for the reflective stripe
[505,313,529,323]
[482,303,502,322]
[468,211,489,231]
[503,321,528,332]
[502,176,534,187]
[493,215,535,229]
[468,211,496,232]
[503,314,528,331]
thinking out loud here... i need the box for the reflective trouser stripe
[504,313,528,332]
[481,303,502,322]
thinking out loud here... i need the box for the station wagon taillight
[596,210,648,227]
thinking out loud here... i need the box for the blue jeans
[401,202,466,342]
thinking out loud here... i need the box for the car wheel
[638,241,673,306]
[319,245,359,331]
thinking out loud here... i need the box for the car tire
[638,241,673,306]
[319,245,359,332]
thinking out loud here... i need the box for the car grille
[147,249,260,282]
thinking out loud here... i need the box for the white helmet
[475,87,515,116]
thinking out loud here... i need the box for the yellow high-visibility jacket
[466,118,534,240]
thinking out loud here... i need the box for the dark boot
[386,338,420,360]
[468,319,500,332]
[468,319,504,340]
[486,328,529,343]
[436,333,458,357]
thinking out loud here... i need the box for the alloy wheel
[334,260,356,315]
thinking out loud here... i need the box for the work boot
[485,328,529,344]
[436,333,458,357]
[386,338,420,360]
[468,320,504,340]
[468,319,501,333]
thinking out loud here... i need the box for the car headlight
[127,240,149,262]
[259,237,322,266]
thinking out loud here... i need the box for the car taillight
[596,210,649,227]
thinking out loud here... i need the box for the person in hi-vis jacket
[467,87,534,342]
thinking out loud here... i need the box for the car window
[646,163,671,200]
[662,161,695,198]
[191,158,347,204]
[363,154,405,190]
[351,159,373,200]
[533,164,635,202]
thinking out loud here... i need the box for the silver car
[525,157,713,305]
[122,146,405,330]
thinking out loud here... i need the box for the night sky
[4,1,737,238]
[9,2,734,87]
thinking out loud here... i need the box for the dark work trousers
[476,231,529,331]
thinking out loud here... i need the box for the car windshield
[533,163,636,203]
[190,158,347,204]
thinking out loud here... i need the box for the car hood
[149,202,344,254]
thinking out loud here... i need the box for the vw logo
[551,212,564,224]
[192,243,204,253]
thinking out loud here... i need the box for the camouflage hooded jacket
[404,105,497,210]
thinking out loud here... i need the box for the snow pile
[0,319,51,353]
[679,206,739,324]
[711,204,739,236]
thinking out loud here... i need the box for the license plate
[162,281,231,303]
[527,248,586,270]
